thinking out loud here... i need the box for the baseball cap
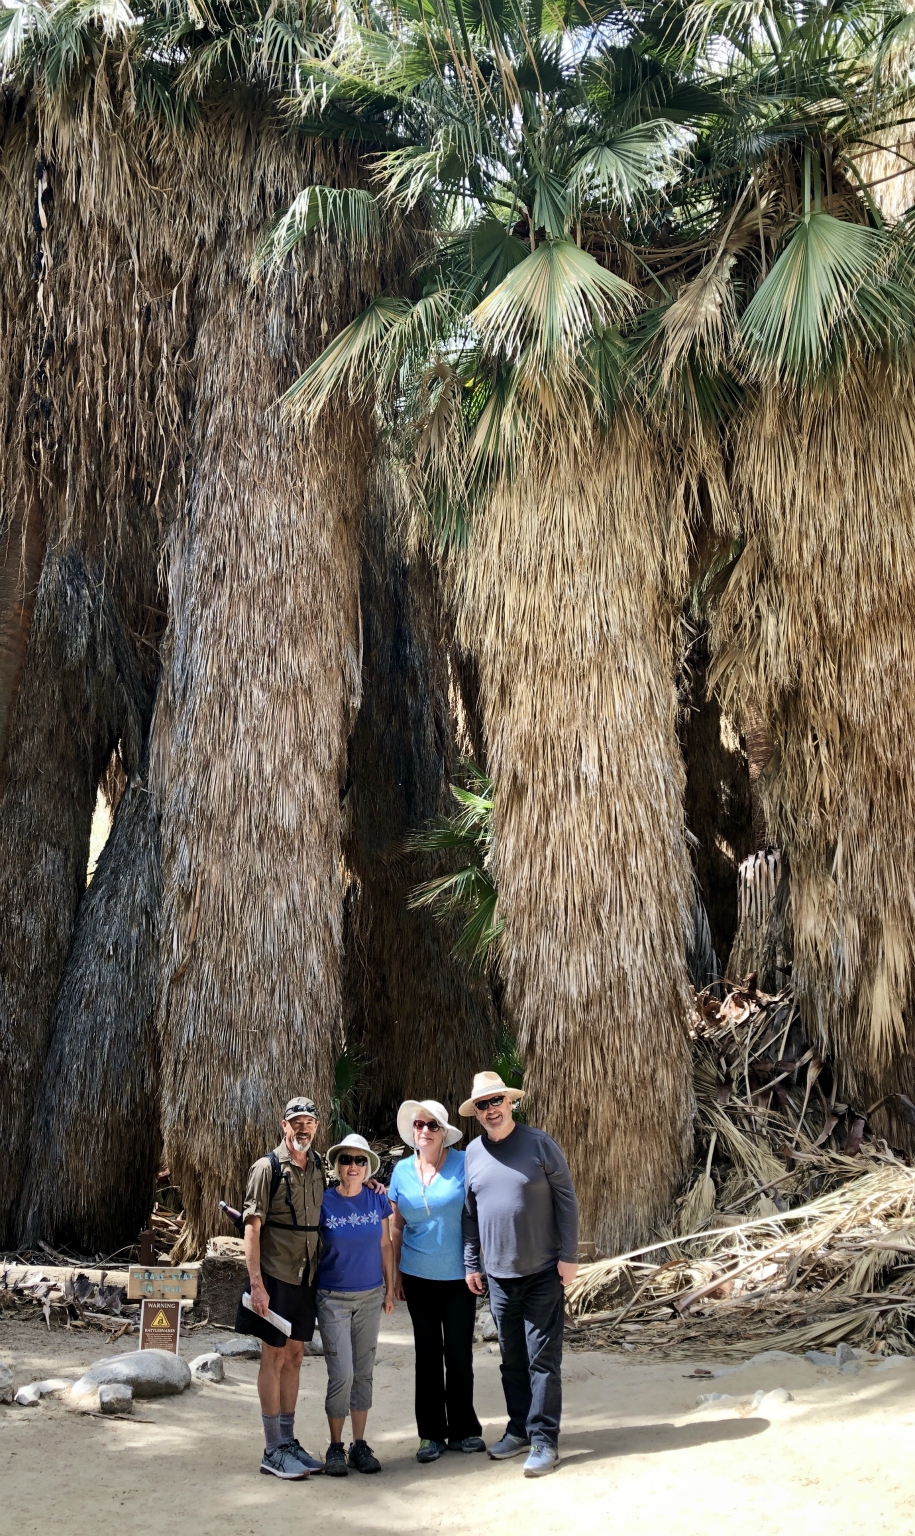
[284,1097,319,1120]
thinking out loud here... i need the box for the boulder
[14,1378,71,1406]
[215,1336,261,1359]
[748,1351,797,1365]
[696,1392,735,1407]
[835,1342,856,1367]
[98,1384,134,1415]
[805,1350,836,1368]
[69,1349,191,1410]
[0,1362,13,1405]
[304,1338,324,1357]
[751,1388,793,1413]
[189,1353,225,1383]
[474,1308,499,1343]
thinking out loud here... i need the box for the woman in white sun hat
[389,1098,485,1464]
[316,1133,395,1478]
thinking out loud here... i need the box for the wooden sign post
[139,1299,181,1353]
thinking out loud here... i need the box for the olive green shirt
[242,1142,326,1287]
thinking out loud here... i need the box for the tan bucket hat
[459,1071,525,1119]
[396,1099,463,1149]
[325,1132,381,1177]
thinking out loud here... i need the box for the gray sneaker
[289,1440,324,1473]
[487,1432,531,1460]
[260,1444,309,1479]
[523,1441,560,1477]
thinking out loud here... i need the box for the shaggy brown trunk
[743,696,775,850]
[0,486,45,785]
[18,746,161,1251]
[151,132,377,1256]
[342,476,498,1134]
[456,431,695,1252]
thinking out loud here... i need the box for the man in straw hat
[460,1071,579,1478]
[234,1096,385,1481]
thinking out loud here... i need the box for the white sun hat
[458,1071,524,1119]
[325,1132,381,1176]
[396,1099,463,1150]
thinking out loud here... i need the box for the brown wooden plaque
[127,1264,199,1301]
[139,1299,181,1353]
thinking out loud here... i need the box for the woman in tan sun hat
[388,1098,484,1464]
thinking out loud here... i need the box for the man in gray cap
[235,1097,327,1480]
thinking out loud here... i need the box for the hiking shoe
[523,1441,560,1477]
[260,1444,308,1480]
[487,1432,530,1459]
[447,1436,486,1453]
[416,1438,447,1463]
[324,1441,348,1477]
[348,1439,382,1473]
[289,1440,324,1473]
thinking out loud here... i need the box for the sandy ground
[3,1306,915,1536]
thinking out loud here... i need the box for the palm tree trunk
[455,427,695,1252]
[17,746,162,1251]
[0,486,45,787]
[151,166,372,1255]
[342,469,498,1133]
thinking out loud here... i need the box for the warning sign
[139,1298,181,1353]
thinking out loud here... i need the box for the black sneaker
[348,1439,381,1473]
[447,1436,487,1453]
[260,1444,308,1480]
[324,1441,348,1477]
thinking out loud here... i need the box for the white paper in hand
[242,1291,292,1337]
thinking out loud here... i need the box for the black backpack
[219,1151,322,1236]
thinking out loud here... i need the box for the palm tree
[275,0,709,1248]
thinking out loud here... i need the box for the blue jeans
[487,1266,564,1447]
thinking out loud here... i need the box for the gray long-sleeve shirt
[462,1123,579,1279]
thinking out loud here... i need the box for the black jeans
[401,1273,482,1442]
[487,1266,564,1447]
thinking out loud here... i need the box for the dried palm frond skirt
[566,982,915,1358]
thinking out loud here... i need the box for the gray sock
[279,1412,295,1445]
[263,1413,283,1451]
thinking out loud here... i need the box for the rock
[696,1392,735,1407]
[190,1353,225,1383]
[875,1354,911,1371]
[835,1342,856,1367]
[215,1335,261,1359]
[0,1362,14,1405]
[98,1384,134,1415]
[199,1249,249,1327]
[69,1349,191,1410]
[839,1359,861,1375]
[474,1308,499,1343]
[14,1378,71,1406]
[752,1388,793,1413]
[748,1350,797,1365]
[805,1350,837,1368]
[303,1338,324,1357]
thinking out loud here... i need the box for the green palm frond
[406,765,503,972]
[255,186,383,271]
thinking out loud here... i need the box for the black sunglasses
[475,1095,506,1111]
[338,1153,368,1167]
[413,1119,441,1132]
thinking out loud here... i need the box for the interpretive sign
[139,1299,181,1353]
[127,1265,199,1302]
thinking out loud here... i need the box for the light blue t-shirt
[389,1148,466,1281]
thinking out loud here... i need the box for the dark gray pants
[488,1266,564,1447]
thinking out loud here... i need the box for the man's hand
[466,1271,487,1296]
[557,1261,579,1287]
[250,1277,270,1317]
[366,1178,386,1194]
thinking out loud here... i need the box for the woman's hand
[383,1288,397,1315]
[394,1275,406,1302]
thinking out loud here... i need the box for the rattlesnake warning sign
[139,1298,181,1353]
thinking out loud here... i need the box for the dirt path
[3,1306,915,1536]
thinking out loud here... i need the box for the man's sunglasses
[338,1153,368,1167]
[412,1119,440,1132]
[475,1095,506,1111]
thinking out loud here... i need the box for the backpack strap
[263,1149,321,1232]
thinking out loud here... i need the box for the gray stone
[748,1350,797,1365]
[14,1378,71,1406]
[805,1350,837,1368]
[753,1388,793,1413]
[839,1359,861,1375]
[875,1354,912,1371]
[835,1342,856,1367]
[696,1392,735,1407]
[0,1362,14,1405]
[214,1336,261,1359]
[474,1308,499,1342]
[69,1349,191,1410]
[303,1338,324,1357]
[98,1384,134,1415]
[189,1353,225,1383]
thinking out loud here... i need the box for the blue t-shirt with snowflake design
[316,1185,393,1292]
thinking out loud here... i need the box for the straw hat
[396,1099,463,1150]
[325,1132,381,1177]
[459,1071,525,1119]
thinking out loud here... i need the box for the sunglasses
[412,1119,441,1132]
[475,1095,506,1111]
[338,1154,368,1167]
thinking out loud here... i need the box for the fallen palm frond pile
[0,1265,135,1337]
[566,983,915,1357]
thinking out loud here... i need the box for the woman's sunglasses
[338,1154,368,1166]
[475,1095,506,1110]
[412,1119,441,1132]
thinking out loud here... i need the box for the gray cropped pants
[316,1286,384,1418]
